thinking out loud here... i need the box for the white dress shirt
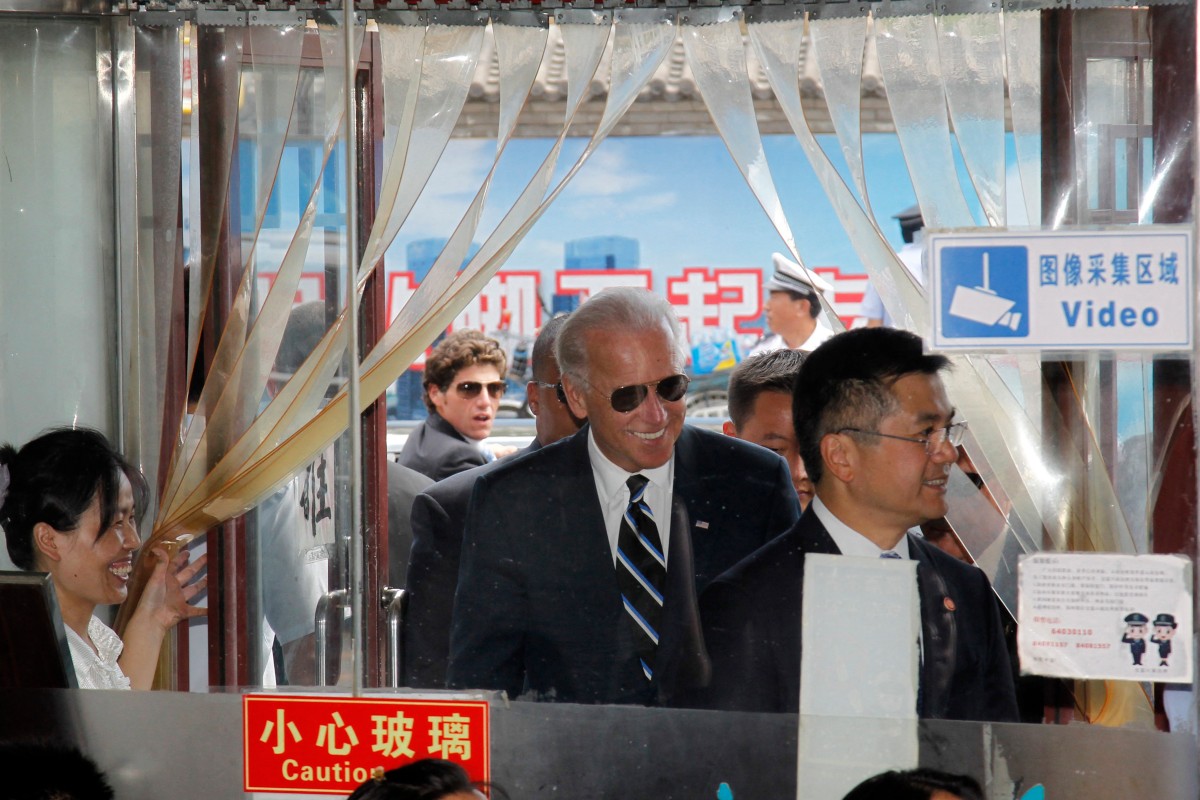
[811,496,910,559]
[587,428,674,566]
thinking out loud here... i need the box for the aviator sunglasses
[452,380,507,399]
[595,373,691,413]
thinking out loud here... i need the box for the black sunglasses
[600,373,690,413]
[453,380,507,399]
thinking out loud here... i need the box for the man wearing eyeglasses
[398,330,513,482]
[448,287,801,706]
[696,327,1018,721]
[401,314,583,688]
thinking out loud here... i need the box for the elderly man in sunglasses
[696,327,1018,721]
[448,287,801,706]
[398,330,513,482]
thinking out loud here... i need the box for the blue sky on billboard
[384,132,1030,282]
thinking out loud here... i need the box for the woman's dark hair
[842,768,983,800]
[346,759,505,800]
[0,427,148,570]
[0,739,115,800]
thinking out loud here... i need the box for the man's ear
[561,374,589,420]
[721,420,738,437]
[525,381,542,417]
[819,432,855,483]
[33,522,63,564]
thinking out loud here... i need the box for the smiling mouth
[632,429,666,441]
[110,561,132,580]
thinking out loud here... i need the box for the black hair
[346,759,506,800]
[842,768,983,800]
[794,327,950,484]
[726,349,806,431]
[275,300,329,375]
[0,740,115,800]
[530,313,570,384]
[0,427,147,571]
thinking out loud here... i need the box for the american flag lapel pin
[695,520,710,530]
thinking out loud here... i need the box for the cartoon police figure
[1122,612,1149,666]
[1150,613,1178,666]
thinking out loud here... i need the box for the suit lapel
[559,428,615,573]
[909,534,956,718]
[654,497,710,703]
[670,427,703,539]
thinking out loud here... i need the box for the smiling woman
[0,428,207,690]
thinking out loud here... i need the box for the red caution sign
[243,695,490,795]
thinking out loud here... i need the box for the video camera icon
[939,245,1029,339]
[949,253,1022,331]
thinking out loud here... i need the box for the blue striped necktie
[615,474,666,681]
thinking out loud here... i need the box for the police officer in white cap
[748,253,835,358]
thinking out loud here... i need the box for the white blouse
[65,616,131,690]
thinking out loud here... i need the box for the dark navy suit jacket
[695,508,1019,722]
[447,425,801,706]
[397,412,489,482]
[402,443,539,688]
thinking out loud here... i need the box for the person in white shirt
[0,427,206,689]
[748,253,835,357]
[861,205,925,329]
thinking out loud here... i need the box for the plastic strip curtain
[689,10,1140,605]
[823,10,1134,571]
[129,26,185,507]
[119,22,335,623]
[146,12,673,542]
[681,10,842,327]
[158,22,317,523]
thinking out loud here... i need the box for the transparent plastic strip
[807,16,871,215]
[357,22,488,281]
[1004,9,1042,227]
[937,12,1007,227]
[681,13,801,271]
[874,13,975,229]
[130,26,183,504]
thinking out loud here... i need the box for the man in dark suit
[402,315,583,687]
[698,327,1018,721]
[398,330,513,481]
[386,461,433,588]
[448,288,801,705]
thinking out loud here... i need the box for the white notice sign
[929,228,1192,352]
[1018,552,1193,683]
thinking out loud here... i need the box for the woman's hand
[138,545,208,632]
[119,542,207,689]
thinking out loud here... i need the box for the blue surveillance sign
[929,229,1192,352]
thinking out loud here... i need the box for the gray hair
[555,288,684,381]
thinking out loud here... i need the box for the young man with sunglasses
[402,314,584,688]
[696,327,1018,721]
[448,287,801,706]
[398,330,512,482]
